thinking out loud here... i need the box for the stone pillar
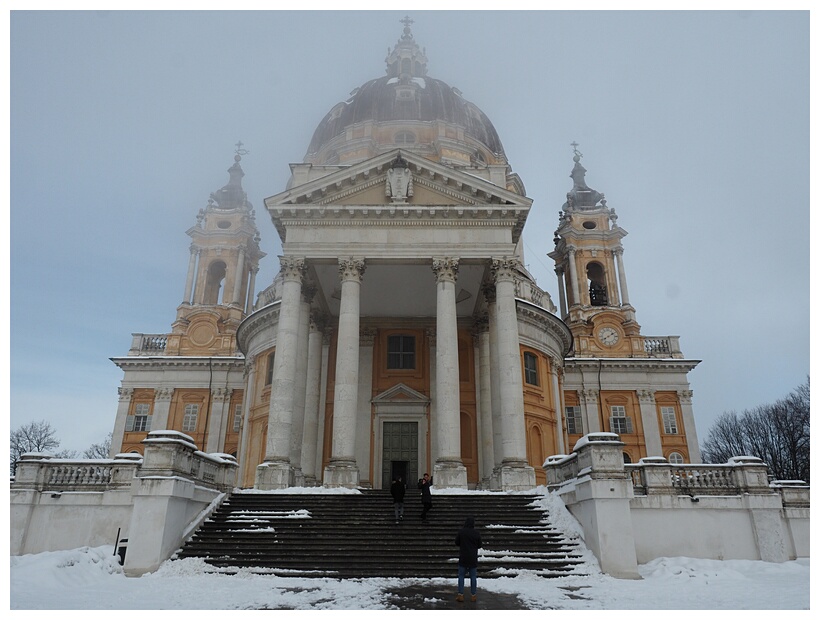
[289,285,314,487]
[245,267,258,314]
[183,246,199,304]
[256,256,305,490]
[356,328,376,487]
[581,388,601,433]
[483,284,503,490]
[614,247,631,306]
[301,313,324,486]
[475,315,494,486]
[555,266,568,318]
[231,246,246,306]
[567,246,581,307]
[324,258,365,488]
[426,327,438,468]
[550,360,565,455]
[431,257,467,489]
[491,257,535,490]
[678,390,702,462]
[637,389,663,457]
[206,388,231,453]
[237,357,256,480]
[110,387,133,456]
[151,388,174,431]
[314,328,332,478]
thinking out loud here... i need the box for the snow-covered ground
[8,489,811,610]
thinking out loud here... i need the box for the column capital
[338,257,366,283]
[472,313,489,335]
[638,388,655,403]
[432,257,459,283]
[302,283,318,304]
[154,387,174,402]
[481,281,497,304]
[212,387,232,402]
[490,256,521,283]
[581,388,599,404]
[279,256,306,282]
[117,387,133,401]
[677,389,694,404]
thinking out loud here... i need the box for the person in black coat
[390,476,406,523]
[454,516,482,602]
[418,473,433,521]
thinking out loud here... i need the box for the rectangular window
[265,352,275,386]
[387,335,416,370]
[182,404,199,432]
[609,405,634,434]
[661,406,678,434]
[126,402,152,432]
[232,404,242,433]
[565,406,583,435]
[523,352,539,386]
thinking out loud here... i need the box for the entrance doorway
[382,421,418,490]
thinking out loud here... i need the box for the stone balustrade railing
[129,333,169,355]
[11,453,143,492]
[642,336,683,358]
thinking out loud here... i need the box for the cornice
[236,301,281,353]
[111,356,245,370]
[515,299,574,357]
[564,357,701,372]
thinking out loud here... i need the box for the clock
[598,326,620,346]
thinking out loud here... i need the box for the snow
[6,488,810,610]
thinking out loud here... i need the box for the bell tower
[167,144,266,356]
[549,144,641,358]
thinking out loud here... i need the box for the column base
[500,461,536,491]
[433,459,468,489]
[323,458,360,489]
[255,461,293,490]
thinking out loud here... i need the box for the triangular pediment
[371,382,430,405]
[265,149,531,210]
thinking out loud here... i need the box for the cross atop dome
[385,15,428,79]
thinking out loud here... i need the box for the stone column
[491,257,535,490]
[314,327,332,478]
[614,247,631,306]
[637,389,663,457]
[431,258,467,489]
[555,266,568,318]
[289,284,314,487]
[475,315,494,486]
[183,246,199,304]
[356,327,376,487]
[245,267,258,314]
[206,388,231,453]
[256,256,305,490]
[151,388,174,431]
[237,357,256,481]
[110,387,133,456]
[549,359,565,455]
[324,258,365,488]
[483,284,503,490]
[678,390,702,462]
[567,246,581,307]
[426,327,438,468]
[231,246,246,306]
[301,313,324,486]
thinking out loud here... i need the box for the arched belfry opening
[203,261,227,305]
[587,262,608,306]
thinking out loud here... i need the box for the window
[609,405,634,434]
[565,406,583,435]
[394,131,416,145]
[182,404,199,432]
[523,352,539,386]
[387,335,415,370]
[125,402,152,433]
[669,452,684,465]
[265,351,275,386]
[232,404,242,433]
[623,452,632,464]
[661,406,678,434]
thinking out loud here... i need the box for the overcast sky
[7,8,811,456]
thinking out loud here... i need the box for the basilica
[109,20,701,491]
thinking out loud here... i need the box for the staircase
[173,489,587,579]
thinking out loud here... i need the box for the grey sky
[9,10,810,455]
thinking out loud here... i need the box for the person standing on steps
[390,476,406,523]
[417,473,433,521]
[455,516,482,603]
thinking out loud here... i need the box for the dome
[303,19,508,172]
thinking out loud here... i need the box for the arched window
[203,261,227,305]
[623,452,632,464]
[668,452,684,464]
[394,131,416,145]
[586,262,608,306]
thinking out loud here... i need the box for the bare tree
[701,379,810,482]
[10,419,61,475]
[83,432,113,459]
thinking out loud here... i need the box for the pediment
[265,149,531,210]
[371,383,430,405]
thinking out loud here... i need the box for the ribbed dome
[303,19,508,171]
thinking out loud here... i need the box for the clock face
[598,326,620,346]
